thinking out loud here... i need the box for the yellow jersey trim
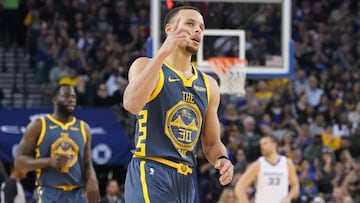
[163,61,198,87]
[80,120,87,143]
[36,117,46,146]
[46,114,76,130]
[148,69,164,102]
[134,155,193,175]
[52,185,79,191]
[140,161,150,203]
[37,186,42,203]
[202,72,211,104]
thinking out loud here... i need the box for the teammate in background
[0,161,28,203]
[15,84,100,203]
[235,135,299,203]
[123,5,234,202]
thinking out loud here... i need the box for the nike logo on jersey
[70,127,79,131]
[49,125,58,129]
[168,77,180,82]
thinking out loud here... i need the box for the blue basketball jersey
[35,114,87,187]
[133,61,210,167]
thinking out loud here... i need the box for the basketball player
[15,84,100,203]
[123,6,234,202]
[1,161,27,203]
[235,135,299,203]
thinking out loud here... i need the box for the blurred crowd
[1,0,360,203]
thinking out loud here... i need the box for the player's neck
[52,112,73,124]
[265,153,280,165]
[166,50,192,73]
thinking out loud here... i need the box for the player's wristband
[218,155,229,160]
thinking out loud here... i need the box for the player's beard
[57,102,74,117]
[185,45,198,54]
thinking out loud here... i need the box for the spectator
[294,69,307,95]
[48,59,69,86]
[255,80,273,109]
[239,115,261,162]
[305,76,324,107]
[310,114,326,136]
[233,147,247,174]
[322,124,342,152]
[217,187,236,203]
[342,164,360,202]
[348,102,360,128]
[333,112,353,138]
[105,60,128,98]
[349,126,360,159]
[298,159,318,200]
[303,135,323,161]
[100,179,123,203]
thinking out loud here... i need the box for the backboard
[149,0,293,78]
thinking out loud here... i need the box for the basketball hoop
[208,57,247,97]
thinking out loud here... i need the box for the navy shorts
[35,186,87,203]
[124,158,195,203]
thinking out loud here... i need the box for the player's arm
[15,119,69,171]
[282,159,300,203]
[83,122,100,203]
[201,76,233,185]
[122,57,161,114]
[123,18,192,114]
[234,161,260,203]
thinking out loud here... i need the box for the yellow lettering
[178,128,186,141]
[135,110,148,156]
[182,91,194,103]
[178,128,193,143]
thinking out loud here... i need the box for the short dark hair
[262,134,279,145]
[163,6,201,27]
[52,84,73,98]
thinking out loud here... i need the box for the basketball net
[208,57,247,97]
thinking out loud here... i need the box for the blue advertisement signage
[0,108,132,165]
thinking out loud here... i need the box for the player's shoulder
[130,57,152,69]
[78,119,90,128]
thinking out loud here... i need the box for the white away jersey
[255,155,289,203]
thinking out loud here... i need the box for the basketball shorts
[35,185,87,203]
[124,158,195,203]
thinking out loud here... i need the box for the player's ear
[52,96,57,104]
[165,23,173,35]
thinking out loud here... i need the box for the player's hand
[85,176,100,203]
[159,17,193,56]
[215,158,234,185]
[50,154,70,168]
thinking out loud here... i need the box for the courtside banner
[0,108,132,165]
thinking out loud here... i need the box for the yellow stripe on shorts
[140,160,150,203]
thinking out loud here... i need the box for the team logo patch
[51,133,79,173]
[165,101,202,157]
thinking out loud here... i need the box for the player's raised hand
[215,158,234,185]
[159,17,193,56]
[50,154,70,168]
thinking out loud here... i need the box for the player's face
[260,137,276,156]
[175,9,205,54]
[55,86,77,116]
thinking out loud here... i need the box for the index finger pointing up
[172,17,181,32]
